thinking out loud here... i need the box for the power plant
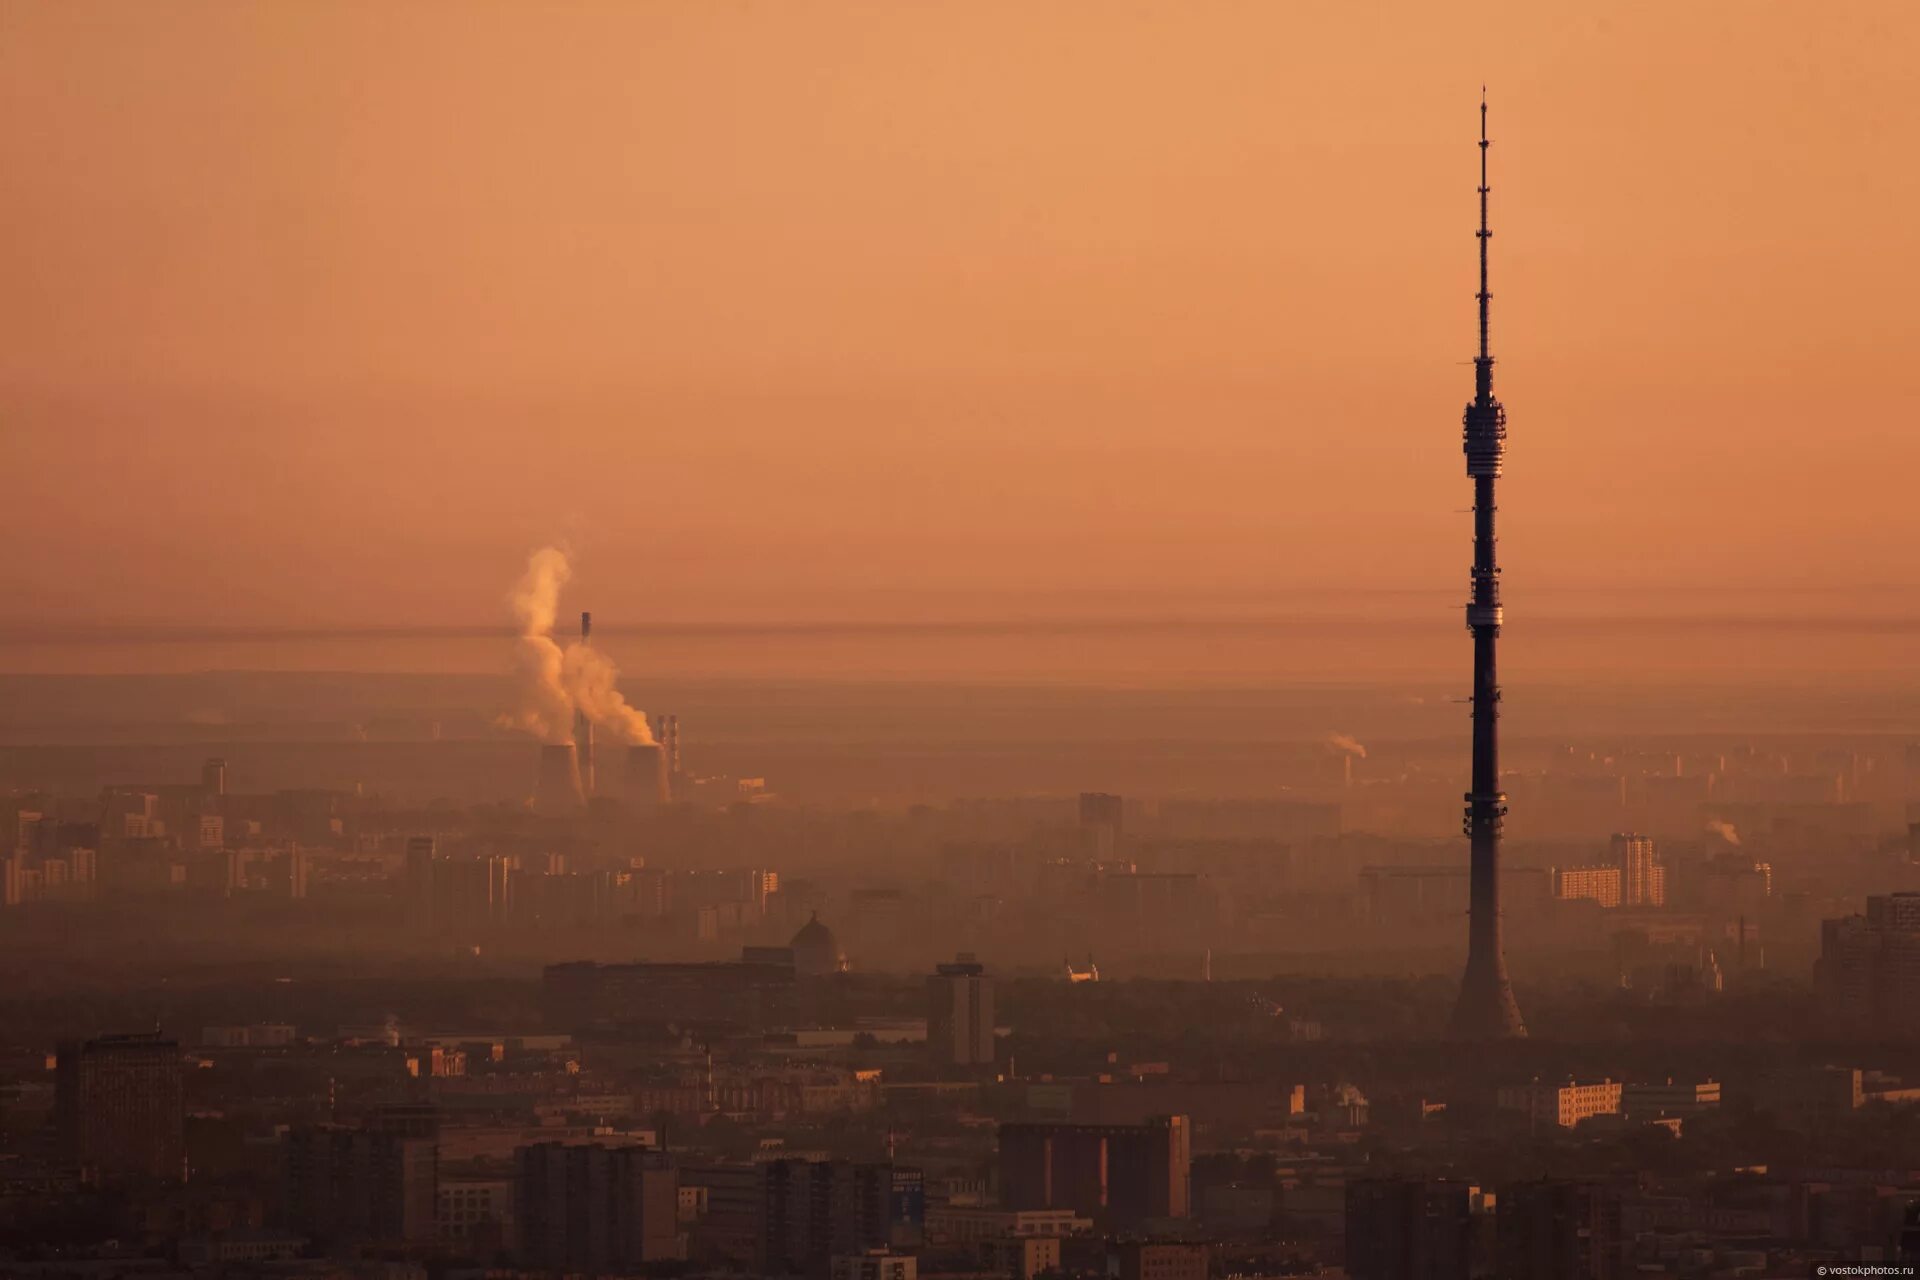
[1449,99,1527,1040]
[520,605,675,811]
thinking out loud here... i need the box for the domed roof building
[789,912,846,978]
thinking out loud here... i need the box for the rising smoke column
[562,636,655,744]
[501,546,575,743]
[500,545,656,746]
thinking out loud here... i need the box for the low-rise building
[1620,1078,1721,1122]
[832,1249,917,1280]
[1115,1240,1208,1280]
[926,1205,1092,1245]
[1497,1078,1623,1129]
[978,1235,1061,1279]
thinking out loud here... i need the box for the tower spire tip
[1475,95,1492,369]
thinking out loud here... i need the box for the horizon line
[4,611,1920,645]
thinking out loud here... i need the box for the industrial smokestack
[574,611,595,797]
[626,744,669,808]
[651,713,682,802]
[535,743,586,814]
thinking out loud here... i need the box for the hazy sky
[3,2,1917,677]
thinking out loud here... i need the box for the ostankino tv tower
[1448,97,1527,1040]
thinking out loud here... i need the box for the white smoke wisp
[1706,819,1741,846]
[498,545,657,747]
[500,547,576,744]
[1326,732,1368,759]
[561,642,656,745]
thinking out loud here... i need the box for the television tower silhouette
[1449,96,1527,1039]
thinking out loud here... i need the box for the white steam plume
[501,547,575,743]
[1326,732,1368,759]
[499,545,656,746]
[562,637,656,744]
[1705,819,1741,846]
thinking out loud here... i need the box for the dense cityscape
[6,682,1920,1277]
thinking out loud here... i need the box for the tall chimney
[573,611,595,797]
[652,713,682,802]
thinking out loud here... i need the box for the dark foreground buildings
[515,1141,678,1271]
[1344,1178,1483,1280]
[997,1116,1190,1231]
[1819,891,1920,1026]
[283,1112,438,1247]
[1346,1177,1625,1280]
[55,1031,185,1183]
[681,1158,906,1277]
[1497,1179,1622,1280]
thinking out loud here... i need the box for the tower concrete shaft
[1450,98,1526,1039]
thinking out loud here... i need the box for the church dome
[789,912,844,977]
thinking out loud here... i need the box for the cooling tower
[534,743,585,814]
[626,744,669,808]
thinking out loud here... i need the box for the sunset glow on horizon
[4,2,1917,680]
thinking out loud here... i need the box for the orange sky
[3,2,1917,679]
